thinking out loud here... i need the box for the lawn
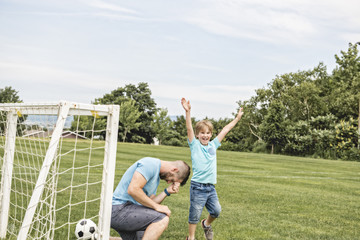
[113,143,360,240]
[1,141,360,239]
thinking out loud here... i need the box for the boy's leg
[188,223,197,240]
[204,185,221,220]
[204,214,217,226]
[188,182,208,239]
[202,185,221,240]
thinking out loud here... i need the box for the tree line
[1,43,359,161]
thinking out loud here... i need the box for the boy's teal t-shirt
[188,137,221,184]
[112,157,161,205]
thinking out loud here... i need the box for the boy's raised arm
[181,98,195,142]
[217,107,244,142]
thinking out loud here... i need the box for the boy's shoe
[201,219,213,240]
[185,237,196,240]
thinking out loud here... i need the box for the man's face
[160,171,181,184]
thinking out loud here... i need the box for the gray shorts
[111,202,166,240]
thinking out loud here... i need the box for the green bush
[252,141,269,153]
[337,147,360,161]
[334,118,359,161]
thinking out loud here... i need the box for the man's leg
[111,203,166,240]
[142,216,169,240]
[135,231,144,239]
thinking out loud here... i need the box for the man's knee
[159,216,170,229]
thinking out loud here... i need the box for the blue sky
[1,0,359,119]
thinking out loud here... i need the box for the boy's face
[196,126,212,146]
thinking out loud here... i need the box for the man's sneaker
[201,219,213,240]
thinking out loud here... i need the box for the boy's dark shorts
[111,202,166,240]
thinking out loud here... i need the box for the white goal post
[0,101,120,240]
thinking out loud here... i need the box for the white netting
[0,102,118,240]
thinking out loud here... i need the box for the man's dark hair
[177,161,191,186]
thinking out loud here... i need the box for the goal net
[0,102,119,240]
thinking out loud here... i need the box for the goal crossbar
[0,102,112,116]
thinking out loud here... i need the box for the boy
[181,98,244,240]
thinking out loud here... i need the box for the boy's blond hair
[195,120,213,136]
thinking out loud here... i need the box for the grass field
[112,143,360,240]
[2,141,360,239]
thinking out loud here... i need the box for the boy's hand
[217,107,244,142]
[181,97,195,142]
[236,107,244,120]
[181,98,191,112]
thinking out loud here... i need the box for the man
[111,157,191,240]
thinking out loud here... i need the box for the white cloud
[2,0,359,119]
[340,33,360,44]
[150,82,256,107]
[186,63,228,73]
[82,0,138,14]
[93,12,145,21]
[0,61,136,90]
[183,0,360,44]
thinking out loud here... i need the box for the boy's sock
[203,219,211,227]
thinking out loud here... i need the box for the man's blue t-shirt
[188,137,221,184]
[112,157,161,205]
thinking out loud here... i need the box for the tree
[283,120,312,156]
[151,108,173,145]
[256,65,329,122]
[334,118,359,160]
[237,98,265,146]
[331,43,360,148]
[71,116,107,139]
[0,86,22,103]
[0,86,23,134]
[119,99,141,142]
[170,115,193,146]
[259,100,287,154]
[94,82,157,143]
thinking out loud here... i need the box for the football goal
[0,102,120,240]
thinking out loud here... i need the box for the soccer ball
[75,218,98,240]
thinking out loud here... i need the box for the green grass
[113,143,360,240]
[0,138,106,240]
[2,141,360,239]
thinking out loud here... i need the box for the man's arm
[181,98,195,142]
[127,171,171,216]
[151,182,180,203]
[217,107,244,142]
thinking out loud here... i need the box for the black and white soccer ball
[75,218,98,240]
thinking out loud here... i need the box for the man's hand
[181,98,191,112]
[155,204,171,217]
[167,182,180,194]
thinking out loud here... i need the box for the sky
[1,0,359,120]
